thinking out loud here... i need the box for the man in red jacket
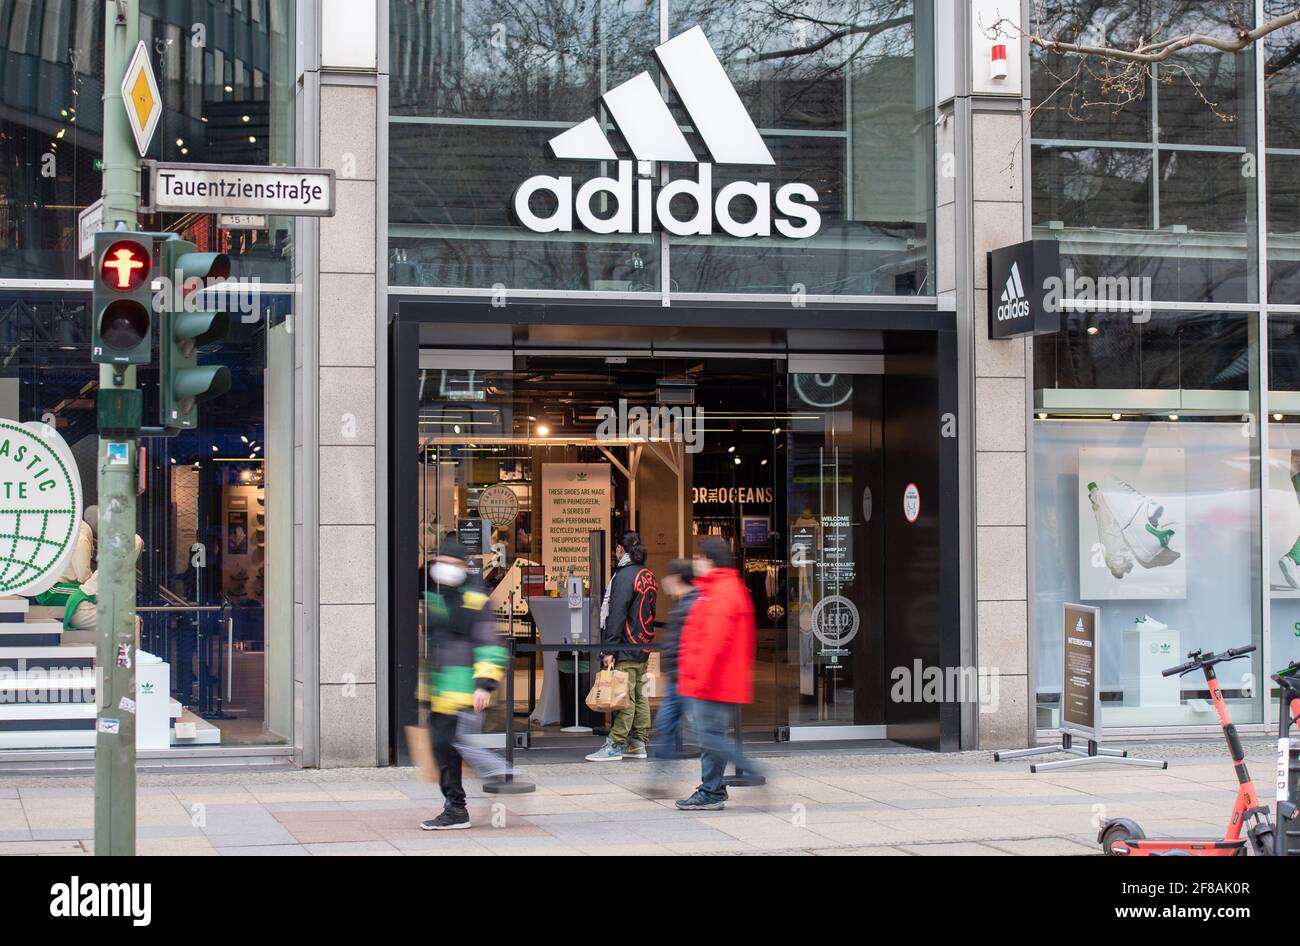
[675,537,759,810]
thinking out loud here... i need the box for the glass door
[783,367,885,735]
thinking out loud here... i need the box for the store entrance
[390,314,959,759]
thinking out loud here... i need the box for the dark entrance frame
[387,297,961,759]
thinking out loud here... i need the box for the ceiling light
[537,424,549,437]
[1274,413,1284,421]
[1037,412,1048,420]
[241,115,250,123]
[1111,413,1121,421]
[733,457,741,465]
[727,445,735,453]
[1168,413,1179,421]
[1086,326,1099,335]
[248,135,257,143]
[760,459,768,466]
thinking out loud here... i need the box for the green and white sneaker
[1280,543,1300,590]
[585,740,624,762]
[623,738,648,759]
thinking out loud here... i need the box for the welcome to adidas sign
[986,239,1061,340]
[512,27,820,240]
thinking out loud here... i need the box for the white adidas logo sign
[996,261,1031,322]
[512,26,821,240]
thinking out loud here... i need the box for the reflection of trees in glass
[390,0,659,119]
[390,0,918,127]
[1027,1,1293,134]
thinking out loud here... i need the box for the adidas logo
[512,26,821,240]
[996,262,1032,322]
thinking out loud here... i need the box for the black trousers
[431,711,466,811]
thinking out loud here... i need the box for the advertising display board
[540,463,611,582]
[1061,603,1100,742]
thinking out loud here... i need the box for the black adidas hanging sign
[987,239,1060,339]
[513,27,821,240]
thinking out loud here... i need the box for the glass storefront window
[0,3,296,752]
[1033,311,1264,730]
[1269,314,1300,697]
[387,0,934,295]
[1030,1,1259,305]
[0,1,295,282]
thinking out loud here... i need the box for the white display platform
[1121,624,1182,708]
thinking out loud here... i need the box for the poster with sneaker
[1078,448,1185,600]
[1268,449,1300,598]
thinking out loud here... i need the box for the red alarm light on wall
[990,43,1009,80]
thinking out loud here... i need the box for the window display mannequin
[29,504,97,622]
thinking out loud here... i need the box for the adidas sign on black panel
[986,239,1061,340]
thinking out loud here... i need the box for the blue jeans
[686,697,753,802]
[651,677,685,754]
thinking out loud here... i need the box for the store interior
[408,335,949,748]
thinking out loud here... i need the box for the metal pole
[94,0,141,857]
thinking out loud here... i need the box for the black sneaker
[420,808,471,830]
[675,791,725,811]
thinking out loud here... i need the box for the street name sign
[144,161,336,217]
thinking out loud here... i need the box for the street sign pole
[95,0,142,858]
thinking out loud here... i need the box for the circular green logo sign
[0,420,82,596]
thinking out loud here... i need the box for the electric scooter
[1099,645,1275,856]
[1273,659,1300,856]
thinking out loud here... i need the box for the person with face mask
[586,530,657,762]
[419,540,510,830]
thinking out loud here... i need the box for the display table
[527,596,590,726]
[1121,623,1182,708]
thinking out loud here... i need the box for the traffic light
[159,237,232,429]
[92,232,154,365]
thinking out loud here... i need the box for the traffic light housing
[92,232,154,365]
[159,237,232,430]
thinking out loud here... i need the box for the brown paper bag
[405,724,437,783]
[585,669,630,713]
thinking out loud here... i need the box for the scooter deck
[1115,838,1246,856]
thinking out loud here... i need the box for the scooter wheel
[1100,821,1145,855]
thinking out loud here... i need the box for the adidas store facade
[289,0,1050,766]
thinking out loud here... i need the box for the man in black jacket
[650,558,697,758]
[586,531,657,761]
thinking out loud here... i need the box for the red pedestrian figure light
[100,240,150,291]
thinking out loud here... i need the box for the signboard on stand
[994,602,1166,772]
[1061,603,1100,742]
[540,463,611,583]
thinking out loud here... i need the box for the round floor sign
[903,482,921,523]
[0,420,82,596]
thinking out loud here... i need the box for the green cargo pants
[608,659,650,747]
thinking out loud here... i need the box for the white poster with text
[541,463,611,582]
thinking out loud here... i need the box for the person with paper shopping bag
[586,531,657,762]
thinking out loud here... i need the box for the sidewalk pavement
[0,739,1275,856]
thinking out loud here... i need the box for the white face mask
[432,562,467,587]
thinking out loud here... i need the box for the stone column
[297,0,383,766]
[937,0,1032,750]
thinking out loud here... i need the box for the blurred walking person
[586,531,657,761]
[419,541,510,830]
[650,558,697,758]
[675,538,758,810]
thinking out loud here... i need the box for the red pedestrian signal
[99,239,151,291]
[92,232,157,365]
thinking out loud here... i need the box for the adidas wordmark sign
[996,262,1031,322]
[513,27,821,240]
